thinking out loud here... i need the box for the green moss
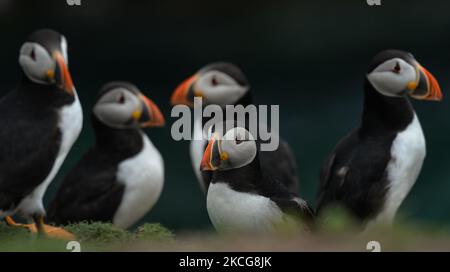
[0,237,73,252]
[0,220,174,252]
[3,218,450,251]
[65,221,131,245]
[0,221,31,241]
[0,222,72,251]
[134,223,174,242]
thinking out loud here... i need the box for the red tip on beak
[420,65,443,101]
[200,137,216,171]
[140,94,165,127]
[170,74,197,107]
[54,52,74,95]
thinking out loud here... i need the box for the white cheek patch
[19,42,54,84]
[367,58,416,97]
[94,103,134,128]
[224,126,254,142]
[93,89,140,128]
[367,72,407,97]
[220,127,257,169]
[197,71,249,105]
[207,85,248,105]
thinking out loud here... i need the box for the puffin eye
[392,62,401,74]
[30,48,36,61]
[212,76,218,86]
[117,94,125,104]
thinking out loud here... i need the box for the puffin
[201,126,314,233]
[48,82,165,229]
[171,62,299,194]
[0,29,82,239]
[316,50,442,228]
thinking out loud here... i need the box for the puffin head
[93,82,165,129]
[171,62,250,107]
[367,49,442,101]
[19,29,74,95]
[200,126,257,171]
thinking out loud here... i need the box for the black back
[47,115,143,225]
[0,66,74,213]
[316,77,414,222]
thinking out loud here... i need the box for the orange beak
[137,94,165,128]
[410,65,443,101]
[53,51,74,95]
[200,137,217,171]
[170,74,198,107]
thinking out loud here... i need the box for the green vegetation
[1,212,450,251]
[134,223,175,241]
[0,221,174,252]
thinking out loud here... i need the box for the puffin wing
[270,196,315,223]
[48,148,125,225]
[0,92,61,211]
[256,171,314,224]
[259,139,299,194]
[316,130,391,220]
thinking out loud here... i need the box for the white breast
[113,133,164,229]
[190,115,207,192]
[17,93,83,217]
[207,182,284,233]
[371,113,426,226]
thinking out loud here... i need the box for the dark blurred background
[0,0,449,232]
